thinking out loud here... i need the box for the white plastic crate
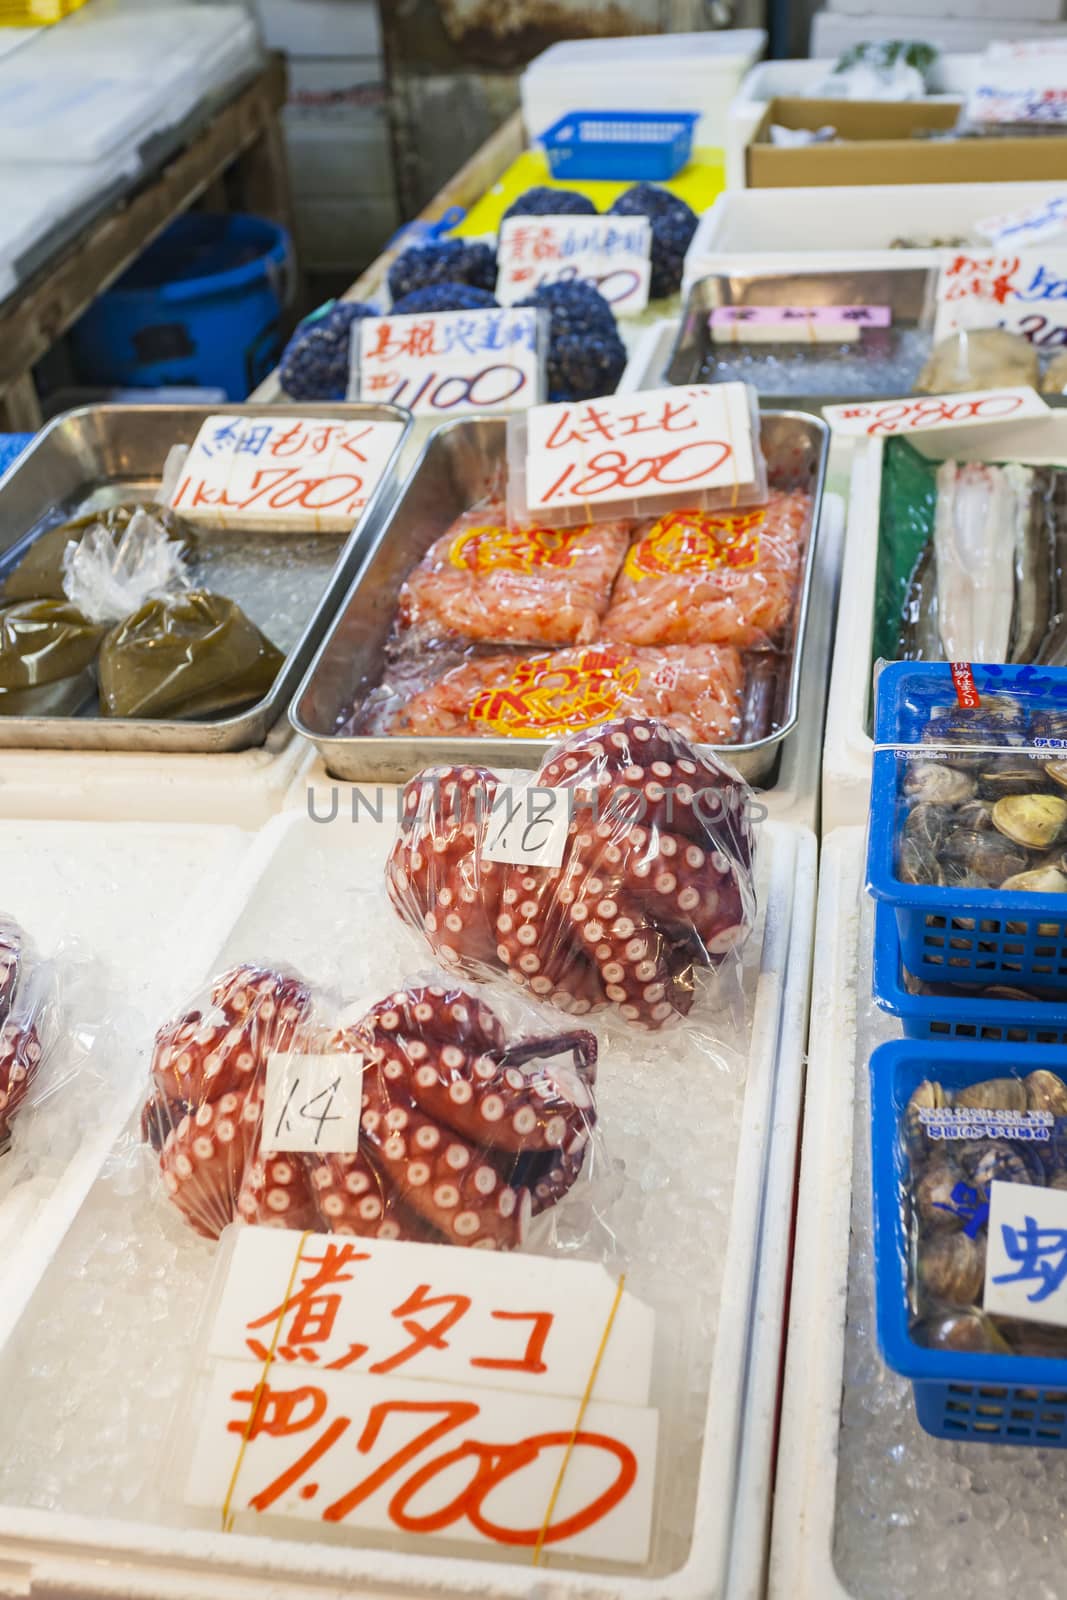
[822,410,1067,832]
[811,10,1067,54]
[682,181,1067,295]
[770,827,1067,1600]
[0,805,815,1600]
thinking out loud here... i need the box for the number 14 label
[263,1053,365,1154]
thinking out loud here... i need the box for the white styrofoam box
[520,27,766,152]
[811,9,1067,54]
[286,55,387,122]
[822,410,1067,833]
[724,54,975,190]
[828,0,1061,15]
[253,0,380,58]
[0,718,309,828]
[682,180,1067,293]
[282,107,393,198]
[0,805,816,1600]
[292,193,399,272]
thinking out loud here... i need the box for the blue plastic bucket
[871,1038,1067,1447]
[70,213,294,401]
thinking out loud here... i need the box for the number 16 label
[263,1053,365,1154]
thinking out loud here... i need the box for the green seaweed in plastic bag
[1,504,193,605]
[0,600,107,716]
[98,590,284,720]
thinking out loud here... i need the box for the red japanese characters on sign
[821,387,1050,438]
[355,307,543,416]
[184,1228,657,1561]
[520,383,759,523]
[170,415,405,531]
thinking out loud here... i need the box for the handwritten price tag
[517,383,760,525]
[966,84,1067,127]
[985,1180,1067,1329]
[709,305,890,345]
[355,306,544,416]
[185,1229,658,1561]
[975,195,1067,249]
[481,784,571,869]
[496,215,652,314]
[262,1053,364,1154]
[821,386,1051,437]
[933,250,1067,345]
[170,414,405,533]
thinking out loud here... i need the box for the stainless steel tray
[0,402,410,753]
[665,267,939,408]
[289,411,829,786]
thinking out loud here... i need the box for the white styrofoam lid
[525,27,766,72]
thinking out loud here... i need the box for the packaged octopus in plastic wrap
[385,715,756,1032]
[142,964,605,1254]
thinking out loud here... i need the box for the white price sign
[355,306,543,416]
[984,1179,1067,1328]
[262,1052,364,1153]
[496,215,652,314]
[481,783,571,869]
[933,250,1067,346]
[170,414,404,532]
[521,383,759,520]
[184,1229,658,1562]
[822,386,1051,437]
[975,195,1067,249]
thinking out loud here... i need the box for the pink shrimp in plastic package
[143,965,602,1252]
[386,716,757,1032]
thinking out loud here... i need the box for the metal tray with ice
[0,403,410,754]
[289,412,829,786]
[665,268,940,409]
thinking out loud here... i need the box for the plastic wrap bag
[814,39,939,100]
[143,965,603,1252]
[1,503,192,606]
[62,506,190,625]
[0,600,106,716]
[389,643,745,744]
[396,496,631,647]
[599,489,815,650]
[916,329,1039,396]
[895,1063,1067,1358]
[98,592,284,720]
[386,716,756,1031]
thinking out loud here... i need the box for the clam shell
[917,1230,986,1308]
[1025,1069,1067,1118]
[993,794,1067,850]
[1000,865,1067,893]
[903,762,977,807]
[1045,759,1067,793]
[954,1079,1028,1113]
[915,1310,1010,1354]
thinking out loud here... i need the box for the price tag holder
[170,414,405,533]
[709,304,890,345]
[508,382,765,528]
[932,249,1067,344]
[821,386,1051,438]
[181,1228,659,1562]
[496,215,652,315]
[985,1179,1067,1328]
[481,783,571,869]
[262,1052,364,1153]
[353,306,545,416]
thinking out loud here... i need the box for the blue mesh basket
[872,902,1067,1044]
[871,1037,1067,1446]
[539,110,699,182]
[867,662,1067,989]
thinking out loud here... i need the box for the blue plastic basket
[871,1037,1067,1446]
[872,902,1067,1043]
[539,110,699,182]
[868,661,1067,988]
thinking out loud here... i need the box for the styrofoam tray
[0,817,260,1348]
[770,826,1067,1600]
[681,181,1067,295]
[822,411,1067,832]
[0,806,815,1600]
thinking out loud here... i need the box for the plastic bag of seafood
[141,963,607,1254]
[871,1037,1067,1446]
[385,716,756,1034]
[867,660,1067,987]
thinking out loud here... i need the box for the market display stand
[0,59,293,432]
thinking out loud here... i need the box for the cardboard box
[748,97,1067,187]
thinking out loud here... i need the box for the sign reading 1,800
[355,307,544,416]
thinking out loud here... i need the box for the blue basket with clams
[872,901,1067,1043]
[872,1038,1067,1446]
[868,662,1067,989]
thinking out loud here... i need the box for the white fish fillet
[934,460,1025,662]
